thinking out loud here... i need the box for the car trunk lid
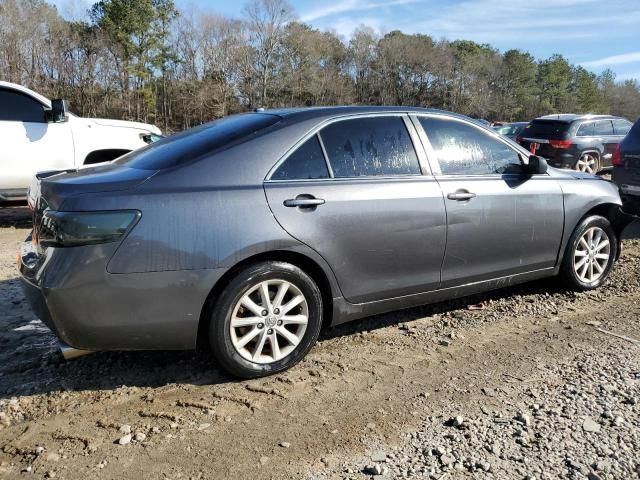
[30,163,157,210]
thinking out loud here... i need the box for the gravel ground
[0,206,639,479]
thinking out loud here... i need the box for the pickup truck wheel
[575,153,599,174]
[209,261,323,378]
[560,215,617,291]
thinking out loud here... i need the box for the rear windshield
[116,113,281,170]
[521,120,570,140]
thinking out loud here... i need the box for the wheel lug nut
[277,320,283,326]
[261,310,268,316]
[274,308,280,314]
[267,328,273,334]
[258,323,264,329]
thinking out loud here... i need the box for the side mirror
[50,99,68,123]
[526,155,548,175]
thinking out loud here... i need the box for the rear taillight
[549,139,572,149]
[612,144,623,167]
[39,210,141,248]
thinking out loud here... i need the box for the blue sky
[54,0,640,81]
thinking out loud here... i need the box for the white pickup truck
[0,81,161,202]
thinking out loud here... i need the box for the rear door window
[271,135,329,180]
[419,116,523,175]
[594,120,614,136]
[576,122,595,136]
[613,119,632,136]
[320,116,421,178]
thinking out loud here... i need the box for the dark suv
[612,118,640,214]
[517,114,633,174]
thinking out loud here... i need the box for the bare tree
[242,0,293,107]
[1,0,638,130]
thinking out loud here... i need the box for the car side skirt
[331,266,558,326]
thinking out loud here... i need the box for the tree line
[1,0,639,133]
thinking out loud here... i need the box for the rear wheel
[560,215,617,290]
[575,152,600,174]
[209,261,323,378]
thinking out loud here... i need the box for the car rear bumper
[619,193,640,216]
[613,167,640,215]
[19,237,226,351]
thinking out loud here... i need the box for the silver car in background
[20,107,632,378]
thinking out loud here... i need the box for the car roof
[259,105,469,122]
[0,81,51,107]
[535,113,622,123]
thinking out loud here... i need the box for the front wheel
[209,261,323,378]
[560,215,617,291]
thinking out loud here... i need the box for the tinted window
[116,113,280,170]
[577,122,595,136]
[594,120,614,136]
[272,135,329,180]
[420,116,522,176]
[521,120,570,140]
[320,117,420,177]
[0,88,46,123]
[496,124,523,136]
[613,119,632,136]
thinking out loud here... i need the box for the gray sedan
[20,107,632,378]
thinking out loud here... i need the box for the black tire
[560,215,617,291]
[209,261,323,378]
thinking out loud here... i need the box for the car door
[264,114,447,304]
[0,88,74,194]
[413,114,565,288]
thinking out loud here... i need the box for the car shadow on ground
[0,219,638,400]
[0,273,598,400]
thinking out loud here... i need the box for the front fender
[557,177,625,263]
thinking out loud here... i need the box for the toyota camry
[20,107,631,378]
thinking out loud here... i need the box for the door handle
[447,190,476,201]
[283,195,325,208]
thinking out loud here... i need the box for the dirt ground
[0,206,639,479]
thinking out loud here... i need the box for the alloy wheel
[576,153,597,174]
[573,226,610,283]
[229,279,309,364]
